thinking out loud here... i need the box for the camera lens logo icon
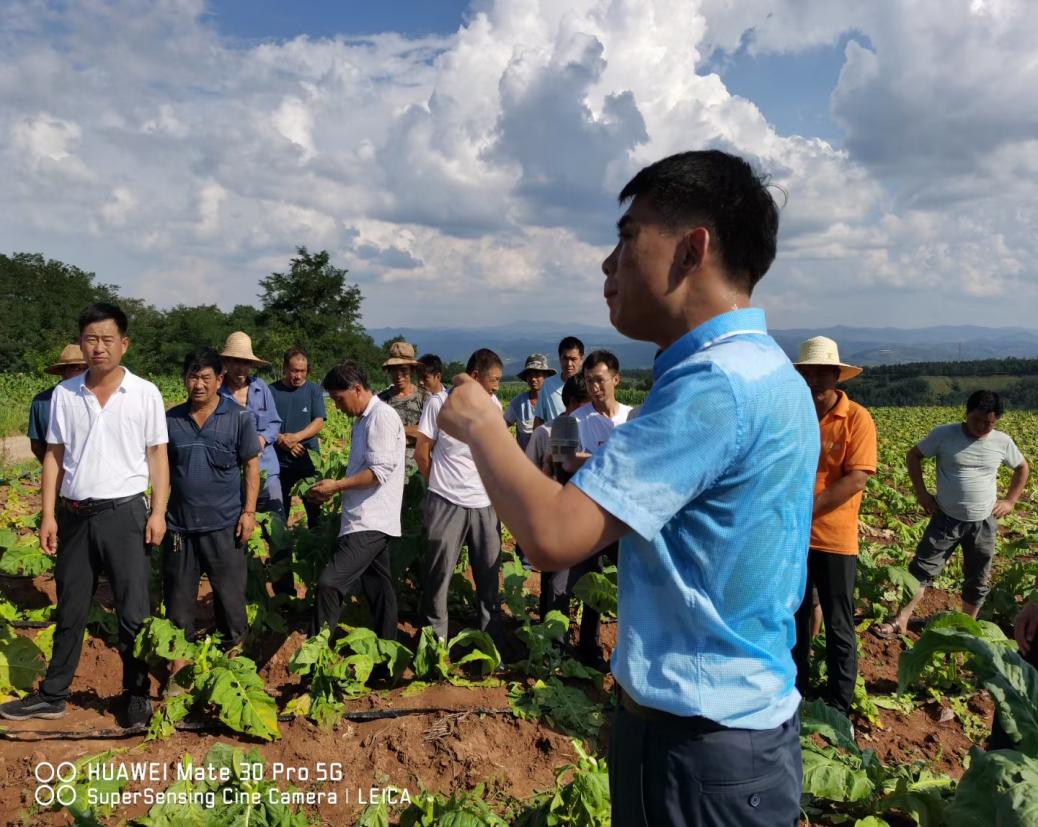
[34,762,77,807]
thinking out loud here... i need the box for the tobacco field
[0,393,1036,825]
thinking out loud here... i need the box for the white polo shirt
[572,402,632,453]
[339,395,406,538]
[418,392,501,509]
[46,367,168,500]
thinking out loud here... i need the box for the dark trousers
[539,568,570,620]
[41,496,151,701]
[793,549,858,714]
[163,526,247,646]
[313,531,397,641]
[257,479,295,597]
[609,702,802,826]
[280,462,322,529]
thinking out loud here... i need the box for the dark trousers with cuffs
[609,697,802,827]
[313,531,397,641]
[163,526,247,646]
[793,549,858,714]
[41,496,151,701]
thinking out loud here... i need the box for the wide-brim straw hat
[517,353,557,381]
[383,341,420,367]
[45,344,88,375]
[220,331,270,367]
[794,336,862,382]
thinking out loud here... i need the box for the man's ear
[680,227,710,272]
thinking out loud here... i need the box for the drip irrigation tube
[0,706,514,741]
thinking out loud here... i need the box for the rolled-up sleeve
[365,409,403,484]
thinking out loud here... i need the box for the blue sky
[2,0,1035,331]
[205,0,475,40]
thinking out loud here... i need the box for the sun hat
[517,353,557,381]
[383,342,420,368]
[45,344,87,375]
[794,336,862,382]
[220,331,270,367]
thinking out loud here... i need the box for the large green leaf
[800,698,860,754]
[413,627,450,682]
[0,635,46,694]
[444,630,500,680]
[801,743,875,803]
[946,749,1038,826]
[133,617,199,663]
[572,569,618,616]
[0,538,54,576]
[196,656,280,741]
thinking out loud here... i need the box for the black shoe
[124,694,153,727]
[0,692,66,720]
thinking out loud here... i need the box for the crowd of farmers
[1,150,1034,827]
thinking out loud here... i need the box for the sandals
[871,621,902,640]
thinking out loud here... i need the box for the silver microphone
[549,414,580,463]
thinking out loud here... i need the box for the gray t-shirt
[917,423,1025,522]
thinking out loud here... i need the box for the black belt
[60,494,143,517]
[616,685,730,733]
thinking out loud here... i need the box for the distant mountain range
[366,323,1038,373]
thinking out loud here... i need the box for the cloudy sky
[3,0,1036,331]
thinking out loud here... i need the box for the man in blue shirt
[271,347,327,529]
[532,337,584,428]
[164,347,260,647]
[438,150,817,826]
[27,344,87,463]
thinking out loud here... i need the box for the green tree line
[0,248,389,379]
[849,361,1038,409]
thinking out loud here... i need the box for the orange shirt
[810,392,877,555]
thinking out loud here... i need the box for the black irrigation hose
[0,706,514,742]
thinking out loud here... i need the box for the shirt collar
[361,394,379,418]
[822,390,850,421]
[75,366,133,395]
[653,308,768,381]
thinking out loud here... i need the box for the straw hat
[220,331,270,367]
[383,341,420,368]
[45,344,87,375]
[517,353,557,381]
[794,336,862,382]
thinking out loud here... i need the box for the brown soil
[0,528,1004,825]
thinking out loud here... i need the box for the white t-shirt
[525,423,552,469]
[418,392,502,509]
[340,396,405,538]
[917,423,1026,522]
[46,367,169,500]
[572,402,632,453]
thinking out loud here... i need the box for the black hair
[323,360,370,392]
[283,347,309,366]
[417,353,443,375]
[561,375,590,407]
[465,348,503,376]
[558,336,585,357]
[966,390,1003,417]
[583,349,620,374]
[78,302,128,336]
[182,347,223,377]
[618,149,779,294]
